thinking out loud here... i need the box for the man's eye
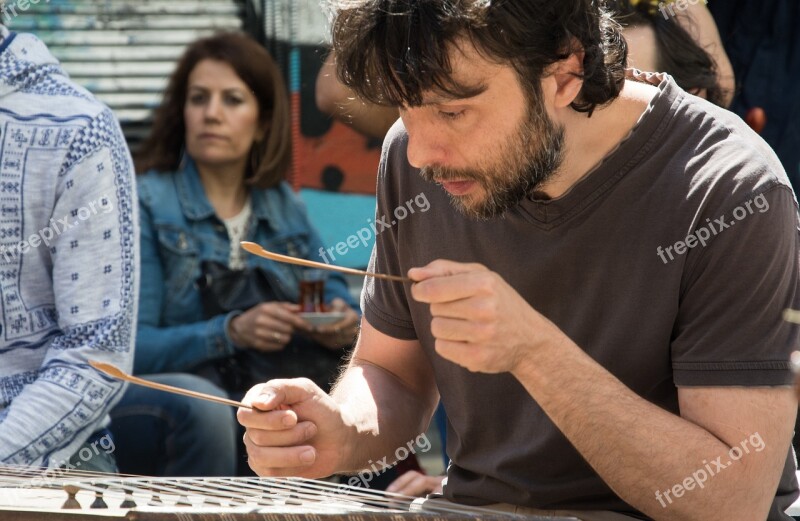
[439,110,465,121]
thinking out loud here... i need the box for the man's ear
[549,51,586,109]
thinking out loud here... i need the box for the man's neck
[538,79,659,200]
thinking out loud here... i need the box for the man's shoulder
[659,91,795,212]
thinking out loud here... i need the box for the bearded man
[238,1,800,519]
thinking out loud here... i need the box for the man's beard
[420,95,565,220]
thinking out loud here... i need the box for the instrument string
[0,465,521,518]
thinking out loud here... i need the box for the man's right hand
[238,378,352,478]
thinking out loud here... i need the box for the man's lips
[439,180,477,196]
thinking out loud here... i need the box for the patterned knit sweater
[0,26,137,468]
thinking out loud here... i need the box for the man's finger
[246,421,317,447]
[434,339,478,368]
[430,316,480,342]
[239,378,317,412]
[408,259,488,282]
[411,271,493,304]
[237,407,297,430]
[430,298,492,321]
[244,441,317,471]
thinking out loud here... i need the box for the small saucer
[298,311,347,326]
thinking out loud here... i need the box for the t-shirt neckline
[518,72,683,228]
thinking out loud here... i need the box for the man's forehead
[419,82,488,105]
[413,40,506,105]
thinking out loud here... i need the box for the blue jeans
[66,429,118,473]
[109,374,237,476]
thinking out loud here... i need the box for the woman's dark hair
[135,32,291,189]
[609,1,724,106]
[331,0,628,116]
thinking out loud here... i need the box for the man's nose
[404,117,447,168]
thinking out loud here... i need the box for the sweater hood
[0,26,66,99]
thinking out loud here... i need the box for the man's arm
[513,342,794,520]
[238,316,439,477]
[316,53,400,139]
[331,317,439,471]
[411,259,795,520]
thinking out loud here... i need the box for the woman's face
[623,24,659,73]
[184,59,264,172]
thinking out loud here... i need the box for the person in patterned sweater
[0,24,137,471]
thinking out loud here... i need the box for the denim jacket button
[177,233,188,251]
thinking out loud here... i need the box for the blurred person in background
[110,32,359,477]
[0,20,137,471]
[613,0,731,107]
[708,0,800,192]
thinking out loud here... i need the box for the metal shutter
[7,0,248,148]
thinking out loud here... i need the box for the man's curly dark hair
[330,0,628,116]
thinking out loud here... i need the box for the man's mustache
[422,166,484,183]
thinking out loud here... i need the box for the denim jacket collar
[175,158,286,232]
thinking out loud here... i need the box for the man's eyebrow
[419,82,489,105]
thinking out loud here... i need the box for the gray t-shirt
[363,73,800,518]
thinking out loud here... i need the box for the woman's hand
[386,470,445,497]
[229,302,313,352]
[308,298,360,350]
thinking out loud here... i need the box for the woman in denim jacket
[109,33,359,477]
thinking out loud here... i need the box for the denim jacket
[135,159,356,375]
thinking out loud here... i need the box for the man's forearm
[512,336,781,520]
[332,360,436,473]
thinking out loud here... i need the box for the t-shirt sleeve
[361,126,418,340]
[672,184,800,386]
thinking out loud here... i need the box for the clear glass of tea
[299,269,327,313]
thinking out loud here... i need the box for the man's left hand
[410,260,561,374]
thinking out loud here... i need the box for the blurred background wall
[7,0,380,269]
